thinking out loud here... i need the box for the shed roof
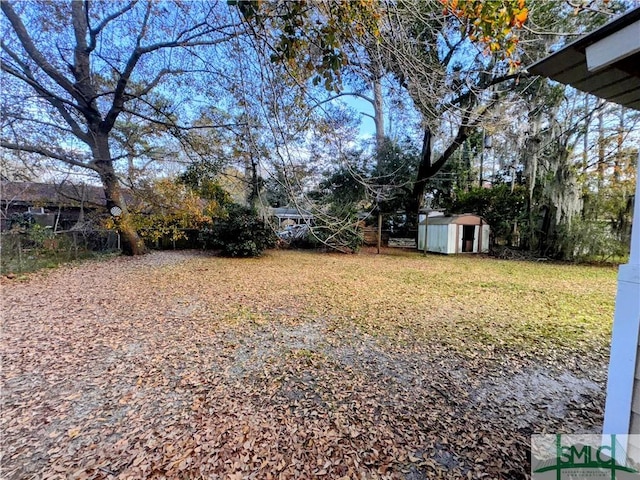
[528,7,640,111]
[1,181,106,206]
[270,207,313,218]
[419,214,487,226]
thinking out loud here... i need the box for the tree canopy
[2,0,637,258]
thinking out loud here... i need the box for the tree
[230,0,383,91]
[123,178,225,247]
[200,203,277,257]
[311,150,370,210]
[265,162,318,208]
[1,1,238,254]
[378,0,532,218]
[372,138,421,221]
[230,1,533,237]
[229,0,635,259]
[397,1,630,254]
[450,184,528,247]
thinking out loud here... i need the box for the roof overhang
[528,7,640,111]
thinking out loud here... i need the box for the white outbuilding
[417,214,490,254]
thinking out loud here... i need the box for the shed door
[473,225,480,252]
[462,225,475,253]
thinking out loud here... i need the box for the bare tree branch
[87,1,138,53]
[0,58,90,143]
[0,142,97,171]
[1,1,86,106]
[122,108,246,132]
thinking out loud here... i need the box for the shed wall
[481,225,490,253]
[473,226,479,252]
[417,224,425,251]
[423,224,449,253]
[448,225,457,254]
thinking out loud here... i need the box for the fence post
[424,216,429,255]
[73,231,78,259]
[377,212,382,255]
[17,235,23,272]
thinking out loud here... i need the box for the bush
[200,204,277,257]
[27,224,55,248]
[560,219,629,263]
[122,178,225,247]
[1,229,119,275]
[8,212,36,230]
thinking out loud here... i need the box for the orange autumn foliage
[441,0,528,67]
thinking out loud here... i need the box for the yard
[1,249,617,479]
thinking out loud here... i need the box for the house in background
[269,207,313,230]
[417,214,490,254]
[1,181,106,231]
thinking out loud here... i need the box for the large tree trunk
[407,128,432,219]
[372,76,385,147]
[93,133,146,255]
[408,114,478,221]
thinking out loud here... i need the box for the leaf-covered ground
[1,249,616,479]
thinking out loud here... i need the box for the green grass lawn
[190,248,616,357]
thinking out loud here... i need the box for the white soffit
[586,20,640,72]
[528,6,640,111]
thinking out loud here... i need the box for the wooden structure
[529,6,640,442]
[1,181,106,231]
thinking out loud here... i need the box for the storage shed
[417,214,489,254]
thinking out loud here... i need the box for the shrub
[560,219,629,263]
[200,204,277,257]
[117,178,226,247]
[8,212,36,231]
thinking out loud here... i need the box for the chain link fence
[1,229,120,274]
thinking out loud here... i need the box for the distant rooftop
[270,207,313,218]
[1,181,106,206]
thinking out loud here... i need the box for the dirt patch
[469,367,603,428]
